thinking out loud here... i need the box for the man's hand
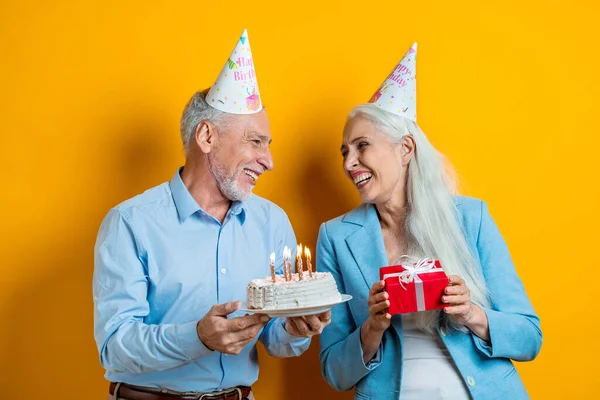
[197,301,270,354]
[284,310,331,338]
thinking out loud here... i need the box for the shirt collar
[229,200,246,224]
[170,167,247,224]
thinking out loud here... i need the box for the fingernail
[385,300,390,306]
[442,296,447,302]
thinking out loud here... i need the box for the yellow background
[1,1,598,398]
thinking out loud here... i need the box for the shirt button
[440,327,447,336]
[467,376,475,387]
[221,268,227,274]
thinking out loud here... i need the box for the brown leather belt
[109,382,252,400]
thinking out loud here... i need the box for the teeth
[244,169,259,181]
[353,173,372,185]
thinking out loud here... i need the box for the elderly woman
[317,44,541,400]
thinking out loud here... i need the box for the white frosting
[246,272,342,309]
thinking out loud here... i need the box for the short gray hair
[180,88,231,154]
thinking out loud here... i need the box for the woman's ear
[400,135,416,166]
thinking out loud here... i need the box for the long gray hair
[348,104,490,332]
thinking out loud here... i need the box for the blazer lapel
[344,204,389,290]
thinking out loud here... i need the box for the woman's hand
[366,280,392,332]
[443,275,490,341]
[360,280,391,364]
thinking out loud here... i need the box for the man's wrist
[196,320,214,351]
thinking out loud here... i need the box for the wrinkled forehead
[229,111,272,140]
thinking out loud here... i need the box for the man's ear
[400,135,416,166]
[194,121,218,154]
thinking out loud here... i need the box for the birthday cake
[246,245,342,310]
[246,271,341,310]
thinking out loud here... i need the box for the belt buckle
[198,387,243,400]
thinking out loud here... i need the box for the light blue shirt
[93,168,310,392]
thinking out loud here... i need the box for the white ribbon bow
[383,256,438,287]
[382,256,441,312]
[398,256,437,288]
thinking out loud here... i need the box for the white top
[399,313,471,399]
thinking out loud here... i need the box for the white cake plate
[239,294,353,318]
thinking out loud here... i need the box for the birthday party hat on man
[206,29,262,114]
[368,42,417,121]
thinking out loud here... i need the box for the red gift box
[379,257,448,314]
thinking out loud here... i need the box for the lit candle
[270,252,276,283]
[296,244,304,280]
[283,246,290,281]
[287,247,293,281]
[305,246,313,278]
[288,247,293,281]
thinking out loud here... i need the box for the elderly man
[93,30,330,400]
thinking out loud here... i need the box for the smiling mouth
[353,173,372,188]
[243,168,260,183]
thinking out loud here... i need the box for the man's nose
[258,147,274,171]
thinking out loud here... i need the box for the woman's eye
[358,141,369,149]
[341,151,348,158]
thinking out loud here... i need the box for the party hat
[368,42,417,121]
[206,29,262,114]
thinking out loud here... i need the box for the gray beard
[207,153,252,202]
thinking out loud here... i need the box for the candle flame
[296,243,302,258]
[283,246,289,260]
[270,252,275,263]
[305,246,311,260]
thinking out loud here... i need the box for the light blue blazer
[317,196,542,400]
